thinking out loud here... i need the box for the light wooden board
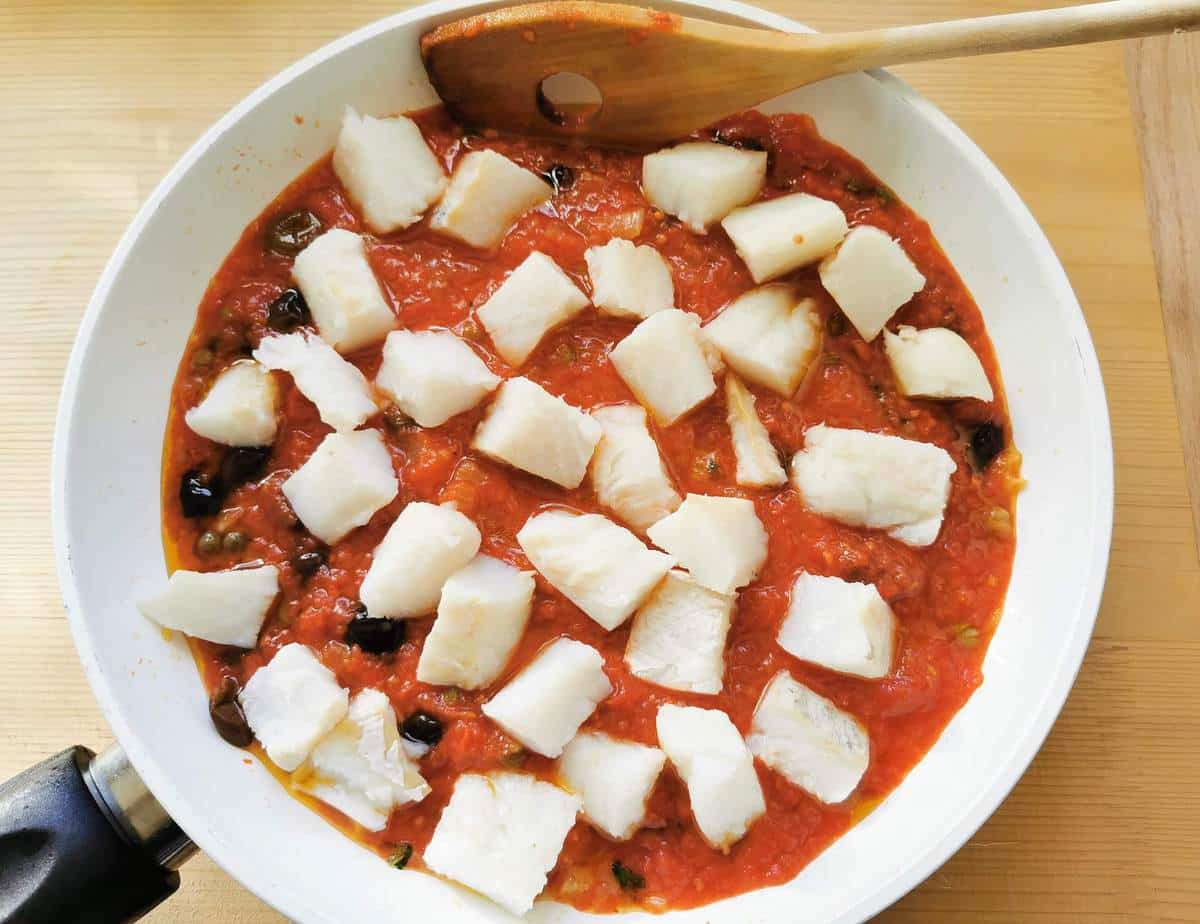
[0,2,1196,921]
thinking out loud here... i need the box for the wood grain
[0,1,1196,921]
[1125,32,1200,557]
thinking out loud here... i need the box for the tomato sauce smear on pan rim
[161,105,1022,914]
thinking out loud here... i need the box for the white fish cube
[778,573,896,679]
[818,226,926,341]
[642,142,766,232]
[331,107,447,234]
[746,671,869,804]
[476,252,590,366]
[184,360,277,447]
[375,329,500,427]
[239,643,349,772]
[482,638,612,757]
[253,331,377,432]
[789,424,956,547]
[138,564,278,648]
[884,325,993,401]
[282,429,398,544]
[517,510,674,631]
[725,375,786,488]
[721,193,848,283]
[359,502,481,620]
[585,239,674,319]
[417,555,535,690]
[472,377,601,489]
[589,403,681,533]
[625,570,734,694]
[655,704,764,850]
[609,309,721,426]
[430,149,553,250]
[559,732,666,840]
[647,494,767,595]
[424,772,581,916]
[295,688,430,831]
[704,286,820,396]
[292,228,394,353]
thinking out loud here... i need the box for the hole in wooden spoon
[536,72,602,128]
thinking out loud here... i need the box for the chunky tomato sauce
[162,106,1020,913]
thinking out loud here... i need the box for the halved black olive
[220,446,271,487]
[265,209,322,257]
[543,164,575,193]
[179,469,223,518]
[971,423,1005,469]
[266,288,311,332]
[402,711,443,746]
[294,549,325,577]
[345,609,405,654]
[712,129,766,151]
[209,676,254,747]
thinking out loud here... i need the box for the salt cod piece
[642,142,767,232]
[416,555,535,690]
[589,403,681,533]
[585,238,674,319]
[423,772,581,916]
[253,331,376,432]
[725,375,786,488]
[294,688,430,831]
[184,359,277,447]
[609,309,721,426]
[239,643,349,772]
[517,510,674,631]
[789,424,956,547]
[292,228,395,353]
[137,564,278,649]
[476,252,590,366]
[746,671,869,804]
[331,107,447,234]
[282,429,398,544]
[375,329,500,427]
[559,731,666,840]
[647,494,768,595]
[471,377,601,489]
[883,325,993,401]
[778,573,896,679]
[818,226,926,341]
[625,570,734,694]
[704,286,820,396]
[482,638,612,758]
[655,704,765,850]
[430,149,553,250]
[359,502,481,620]
[721,192,848,283]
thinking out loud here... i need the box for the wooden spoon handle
[813,0,1200,74]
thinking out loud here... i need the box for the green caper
[191,348,215,370]
[196,531,220,555]
[222,531,248,553]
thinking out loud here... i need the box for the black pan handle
[0,745,195,924]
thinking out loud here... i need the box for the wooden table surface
[2,1,1197,921]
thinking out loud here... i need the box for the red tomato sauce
[162,106,1021,913]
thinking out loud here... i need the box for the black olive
[971,423,1005,469]
[220,446,271,487]
[712,129,766,151]
[266,288,311,332]
[345,611,405,654]
[209,676,254,748]
[294,549,325,577]
[543,164,575,193]
[179,469,223,518]
[402,711,443,747]
[265,209,322,257]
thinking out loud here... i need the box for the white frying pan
[0,1,1112,921]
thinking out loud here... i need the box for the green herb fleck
[612,861,645,891]
[500,746,528,768]
[554,342,577,364]
[389,843,414,869]
[441,687,463,705]
[951,624,980,648]
[845,178,896,204]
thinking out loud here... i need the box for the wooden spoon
[421,0,1200,145]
